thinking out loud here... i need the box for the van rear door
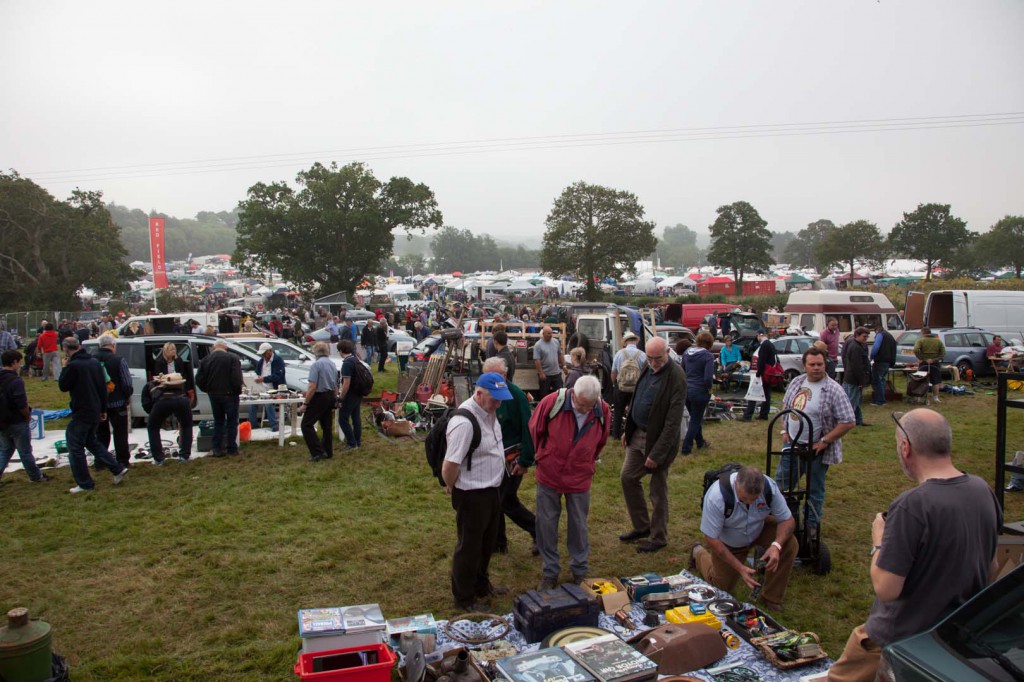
[904,292,926,329]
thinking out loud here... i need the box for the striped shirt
[445,397,505,490]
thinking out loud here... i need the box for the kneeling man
[691,465,797,611]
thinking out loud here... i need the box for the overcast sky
[2,1,1022,244]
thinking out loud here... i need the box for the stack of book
[497,633,658,682]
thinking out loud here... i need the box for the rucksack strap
[450,408,481,470]
[718,473,774,518]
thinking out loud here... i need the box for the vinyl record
[707,598,743,617]
[541,626,613,649]
[685,585,718,603]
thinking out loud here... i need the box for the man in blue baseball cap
[442,371,514,611]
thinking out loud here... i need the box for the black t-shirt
[866,474,1001,646]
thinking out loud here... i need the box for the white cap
[258,342,274,353]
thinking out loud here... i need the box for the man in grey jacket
[619,337,687,553]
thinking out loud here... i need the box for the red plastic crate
[294,642,396,682]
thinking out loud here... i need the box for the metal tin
[0,608,53,682]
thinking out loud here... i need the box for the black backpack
[140,380,164,415]
[424,408,481,487]
[701,462,773,518]
[348,358,374,397]
[0,373,17,430]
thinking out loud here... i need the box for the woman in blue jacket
[681,331,716,455]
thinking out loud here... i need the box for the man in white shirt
[442,372,514,611]
[610,332,646,439]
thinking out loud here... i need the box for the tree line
[4,163,1022,311]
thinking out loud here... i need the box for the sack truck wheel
[814,539,832,575]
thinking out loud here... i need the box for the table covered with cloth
[416,570,831,682]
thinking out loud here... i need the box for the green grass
[3,371,1023,681]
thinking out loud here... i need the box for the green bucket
[54,440,68,454]
[0,608,53,682]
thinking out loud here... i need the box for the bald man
[619,337,687,553]
[827,409,1001,682]
[533,325,565,399]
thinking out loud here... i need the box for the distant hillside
[110,204,239,261]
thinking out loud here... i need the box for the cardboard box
[385,613,437,648]
[995,534,1024,580]
[581,578,631,615]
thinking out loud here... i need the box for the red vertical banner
[149,217,168,289]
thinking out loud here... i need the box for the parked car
[306,321,416,353]
[751,335,818,384]
[410,334,445,362]
[231,337,345,373]
[879,563,1023,681]
[84,334,311,425]
[895,328,999,378]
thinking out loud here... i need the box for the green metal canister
[0,607,53,682]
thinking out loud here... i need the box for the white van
[905,290,1024,342]
[784,291,904,340]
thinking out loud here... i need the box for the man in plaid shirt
[776,346,856,536]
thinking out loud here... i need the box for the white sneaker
[933,396,941,403]
[113,468,128,485]
[68,486,90,494]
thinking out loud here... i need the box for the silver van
[84,334,310,425]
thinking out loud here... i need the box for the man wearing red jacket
[529,375,610,589]
[37,323,61,382]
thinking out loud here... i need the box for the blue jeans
[871,362,890,405]
[248,402,278,430]
[337,394,362,447]
[0,420,43,481]
[67,417,124,489]
[363,346,375,366]
[681,392,710,453]
[210,394,240,454]
[843,383,864,425]
[775,448,830,528]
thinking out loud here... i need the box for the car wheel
[956,359,973,381]
[784,369,800,385]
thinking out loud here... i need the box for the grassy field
[3,368,1023,681]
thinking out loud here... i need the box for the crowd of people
[0,301,1015,681]
[435,329,1006,682]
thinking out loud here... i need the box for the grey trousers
[620,430,670,545]
[535,482,591,580]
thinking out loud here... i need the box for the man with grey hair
[299,342,338,462]
[196,339,243,457]
[530,374,610,587]
[94,334,134,469]
[620,336,686,553]
[692,466,797,611]
[58,336,127,492]
[827,409,1001,682]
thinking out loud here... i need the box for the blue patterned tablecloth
[425,570,831,682]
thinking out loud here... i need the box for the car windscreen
[731,316,763,333]
[935,566,1024,680]
[898,331,921,347]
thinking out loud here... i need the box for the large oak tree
[816,219,887,281]
[234,162,443,295]
[540,182,657,301]
[977,215,1024,278]
[707,200,774,290]
[888,203,971,281]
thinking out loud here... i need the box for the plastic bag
[745,373,765,403]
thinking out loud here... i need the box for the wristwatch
[870,545,882,557]
[820,437,831,446]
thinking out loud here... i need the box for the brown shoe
[760,598,784,612]
[688,542,703,572]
